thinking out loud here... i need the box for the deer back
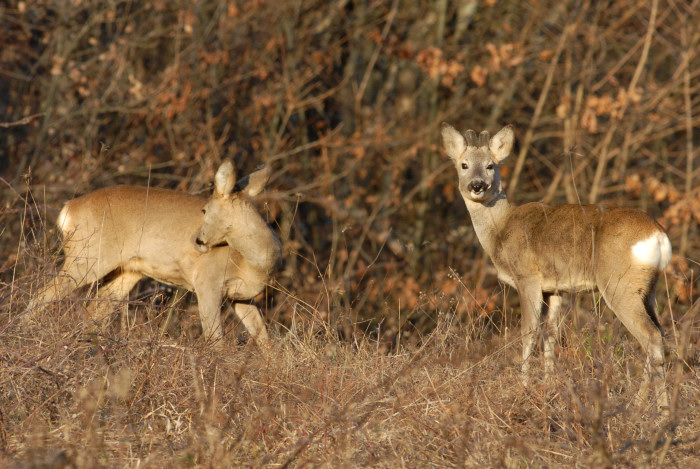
[57,186,208,288]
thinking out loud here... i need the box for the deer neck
[226,220,281,274]
[463,190,512,258]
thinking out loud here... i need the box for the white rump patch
[56,205,71,232]
[631,232,672,270]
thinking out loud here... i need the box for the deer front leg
[543,294,563,377]
[234,302,270,345]
[518,282,544,386]
[194,286,225,346]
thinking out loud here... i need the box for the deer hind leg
[24,256,110,322]
[543,294,563,377]
[519,281,544,385]
[234,303,270,345]
[25,273,77,318]
[601,276,668,412]
[91,271,144,324]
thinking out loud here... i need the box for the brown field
[2,0,700,466]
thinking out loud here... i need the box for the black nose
[195,237,205,246]
[468,180,488,193]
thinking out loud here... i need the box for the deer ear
[214,161,236,197]
[489,125,514,163]
[440,122,467,161]
[241,165,271,197]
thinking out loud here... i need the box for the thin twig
[0,113,45,128]
[508,23,576,194]
[589,0,658,203]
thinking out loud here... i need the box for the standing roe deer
[441,122,671,410]
[26,161,281,345]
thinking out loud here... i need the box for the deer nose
[468,180,489,194]
[194,236,210,253]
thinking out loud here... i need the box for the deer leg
[643,291,670,413]
[25,273,78,320]
[91,271,144,322]
[194,286,225,346]
[543,294,563,377]
[519,282,544,385]
[601,281,668,412]
[234,302,270,345]
[24,256,112,322]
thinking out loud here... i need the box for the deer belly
[538,255,597,292]
[124,258,194,291]
[541,273,596,293]
[496,265,596,292]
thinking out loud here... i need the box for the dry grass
[3,265,700,467]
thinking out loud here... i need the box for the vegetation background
[1,0,699,466]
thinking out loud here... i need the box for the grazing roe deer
[441,123,671,410]
[26,161,281,345]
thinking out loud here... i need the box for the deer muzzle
[467,180,490,194]
[194,232,212,253]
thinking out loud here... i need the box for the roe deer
[26,161,281,345]
[441,122,671,410]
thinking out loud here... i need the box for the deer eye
[461,162,468,170]
[486,163,494,170]
[201,208,206,214]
